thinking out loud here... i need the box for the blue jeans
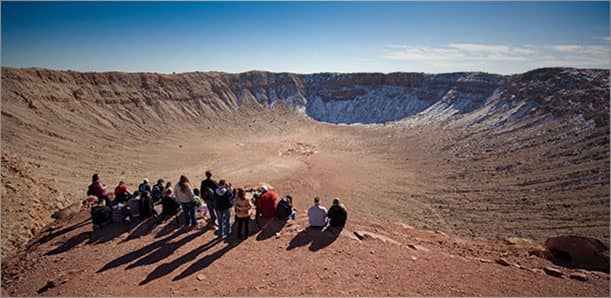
[181,203,197,226]
[206,200,217,224]
[216,209,231,236]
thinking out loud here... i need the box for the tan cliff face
[1,67,609,261]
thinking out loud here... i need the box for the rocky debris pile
[544,236,610,272]
[1,152,68,260]
[283,142,316,156]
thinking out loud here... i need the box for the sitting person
[126,191,142,220]
[161,182,179,221]
[307,197,328,229]
[151,179,165,204]
[327,198,347,228]
[138,178,152,195]
[91,199,112,230]
[276,195,296,221]
[255,185,278,219]
[139,191,157,218]
[89,174,111,207]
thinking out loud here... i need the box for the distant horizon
[3,65,608,77]
[2,1,609,75]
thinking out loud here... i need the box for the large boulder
[544,236,609,272]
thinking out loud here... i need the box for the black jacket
[327,205,347,227]
[200,178,218,201]
[214,188,233,210]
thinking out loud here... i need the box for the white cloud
[381,42,609,72]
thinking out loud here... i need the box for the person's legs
[207,200,217,225]
[189,205,197,226]
[223,209,231,235]
[244,217,249,238]
[216,209,224,236]
[236,216,243,238]
[181,203,190,226]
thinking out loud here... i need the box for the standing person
[327,198,347,228]
[174,175,197,228]
[89,174,111,207]
[138,178,152,195]
[200,170,218,227]
[234,188,252,239]
[307,197,328,229]
[214,179,234,237]
[151,179,165,204]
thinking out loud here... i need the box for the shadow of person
[89,221,133,245]
[287,226,342,251]
[256,217,287,241]
[28,218,91,249]
[171,232,241,282]
[310,226,342,251]
[139,235,224,285]
[127,228,208,270]
[44,231,91,255]
[122,216,157,243]
[154,215,181,238]
[286,228,312,251]
[97,228,184,273]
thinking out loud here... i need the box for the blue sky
[1,1,609,74]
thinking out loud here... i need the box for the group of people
[86,170,348,238]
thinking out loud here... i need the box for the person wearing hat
[307,197,328,229]
[138,178,152,195]
[255,185,279,219]
[327,198,347,228]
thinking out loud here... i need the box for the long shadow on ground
[122,216,158,243]
[139,236,225,285]
[97,227,186,273]
[28,218,91,249]
[44,231,91,255]
[287,226,342,251]
[126,227,208,270]
[256,217,287,241]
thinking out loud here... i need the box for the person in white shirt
[307,197,328,228]
[174,175,197,228]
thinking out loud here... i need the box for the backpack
[203,187,215,202]
[111,203,127,223]
[138,183,150,194]
[276,198,292,220]
[140,195,154,218]
[127,197,141,218]
[215,189,234,210]
[162,196,179,216]
[91,206,111,225]
[87,184,95,196]
[152,185,163,203]
[194,195,203,207]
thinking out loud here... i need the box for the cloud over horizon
[382,42,609,73]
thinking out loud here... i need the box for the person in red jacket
[255,185,278,219]
[114,181,130,203]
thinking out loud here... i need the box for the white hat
[144,178,149,183]
[259,185,268,192]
